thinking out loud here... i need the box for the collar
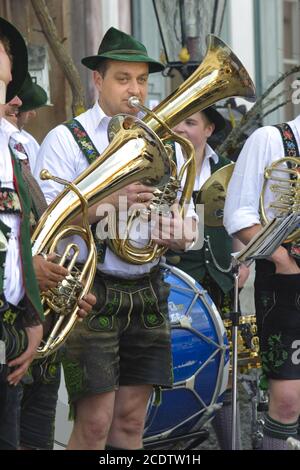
[92,101,111,131]
[2,118,29,145]
[204,143,219,164]
[93,100,143,131]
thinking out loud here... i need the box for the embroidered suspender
[274,123,300,258]
[63,118,106,262]
[274,123,300,157]
[10,150,43,318]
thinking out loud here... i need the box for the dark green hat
[82,27,164,74]
[0,17,28,102]
[18,73,47,112]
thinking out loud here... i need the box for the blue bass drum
[143,264,230,446]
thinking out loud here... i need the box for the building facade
[1,0,299,142]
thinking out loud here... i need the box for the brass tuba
[32,34,255,357]
[106,34,256,263]
[260,157,300,243]
[32,119,173,358]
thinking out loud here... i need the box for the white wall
[100,0,131,34]
[227,0,256,109]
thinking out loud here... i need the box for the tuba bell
[106,34,256,263]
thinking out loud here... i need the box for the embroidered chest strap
[274,123,300,259]
[0,187,21,214]
[63,118,106,262]
[274,123,300,157]
[10,149,43,319]
[64,118,100,163]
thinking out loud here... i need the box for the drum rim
[144,263,230,440]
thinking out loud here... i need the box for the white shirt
[34,101,197,278]
[0,118,25,305]
[194,144,219,191]
[224,115,300,236]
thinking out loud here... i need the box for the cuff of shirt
[224,208,260,236]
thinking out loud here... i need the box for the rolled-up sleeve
[33,125,88,204]
[224,126,282,236]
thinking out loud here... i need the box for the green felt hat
[82,27,164,74]
[0,17,28,102]
[18,73,47,112]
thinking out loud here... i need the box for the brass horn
[260,157,300,243]
[106,34,256,263]
[32,34,255,357]
[196,163,235,227]
[32,119,171,358]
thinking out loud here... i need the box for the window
[283,0,300,120]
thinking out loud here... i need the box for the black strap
[274,123,300,157]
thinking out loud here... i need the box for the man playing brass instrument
[35,27,197,450]
[224,114,300,449]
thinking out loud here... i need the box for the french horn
[260,157,300,243]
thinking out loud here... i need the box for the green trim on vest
[10,150,43,318]
[63,118,107,262]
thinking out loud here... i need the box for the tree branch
[217,65,300,159]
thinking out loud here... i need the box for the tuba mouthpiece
[128,96,141,109]
[40,169,52,180]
